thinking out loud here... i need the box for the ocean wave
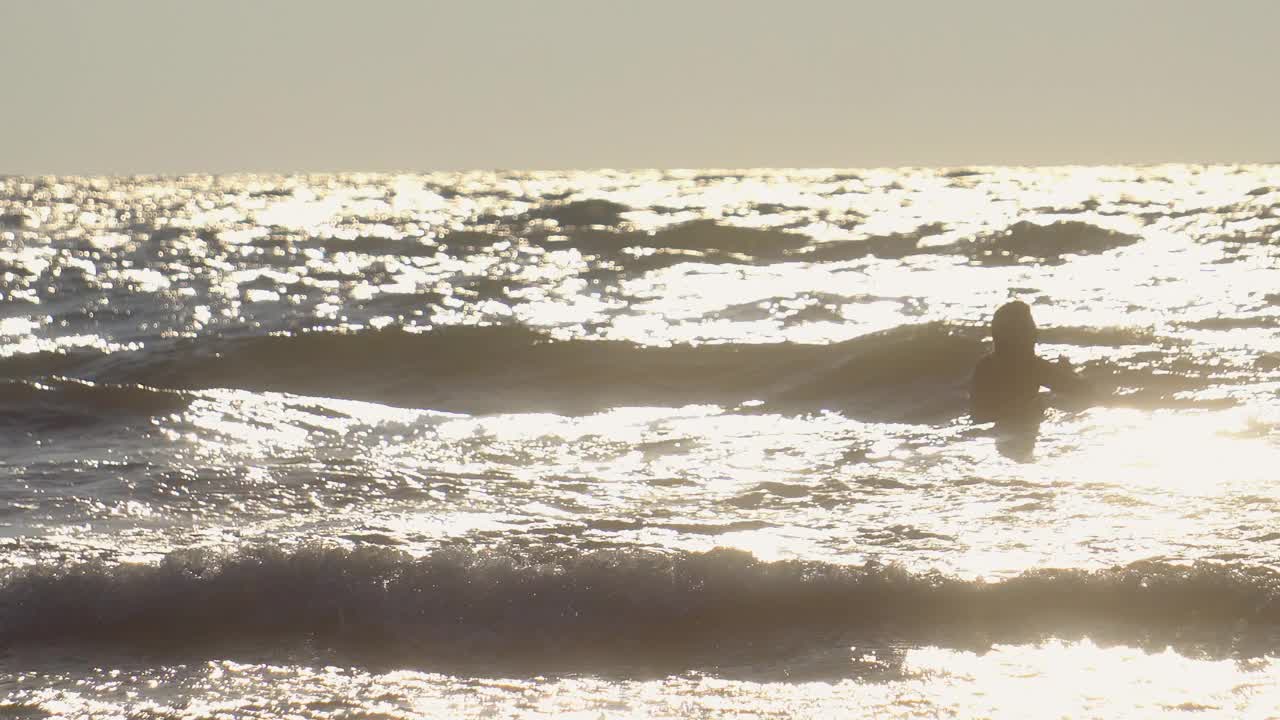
[1037,325,1175,347]
[0,324,1233,419]
[786,221,1141,266]
[798,224,946,262]
[526,198,631,228]
[647,220,812,257]
[3,546,1278,668]
[315,210,816,268]
[522,220,815,272]
[0,379,188,430]
[0,324,981,420]
[948,221,1142,265]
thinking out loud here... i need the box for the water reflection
[5,640,1280,718]
[993,417,1042,462]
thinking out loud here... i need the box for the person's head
[991,300,1036,356]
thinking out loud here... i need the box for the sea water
[2,166,1280,717]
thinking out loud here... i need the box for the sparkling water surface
[2,166,1280,717]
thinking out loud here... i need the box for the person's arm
[1036,356,1092,396]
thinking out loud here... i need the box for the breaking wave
[3,546,1279,670]
[0,379,187,431]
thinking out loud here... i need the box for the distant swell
[796,221,1141,264]
[3,546,1279,669]
[0,324,986,420]
[0,323,1230,420]
[951,220,1141,265]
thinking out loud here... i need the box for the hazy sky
[3,0,1277,174]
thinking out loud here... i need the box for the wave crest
[0,323,1234,419]
[955,221,1141,265]
[0,379,187,430]
[3,546,1279,668]
[0,324,981,419]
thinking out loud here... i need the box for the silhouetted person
[970,301,1091,425]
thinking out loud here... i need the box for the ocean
[1,165,1280,717]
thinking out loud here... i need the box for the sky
[2,0,1278,175]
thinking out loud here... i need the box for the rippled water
[2,166,1280,717]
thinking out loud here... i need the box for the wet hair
[991,300,1036,355]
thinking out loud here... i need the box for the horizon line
[3,160,1278,181]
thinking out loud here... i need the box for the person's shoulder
[972,352,997,376]
[971,352,998,389]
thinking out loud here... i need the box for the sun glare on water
[3,167,1280,718]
